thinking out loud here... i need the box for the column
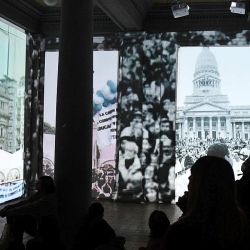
[232,122,235,139]
[180,122,183,139]
[201,117,204,139]
[242,122,245,140]
[226,118,231,138]
[184,118,188,138]
[54,0,93,247]
[218,117,221,138]
[209,117,212,138]
[193,117,195,138]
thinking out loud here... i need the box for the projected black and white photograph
[0,19,26,203]
[176,46,250,200]
[43,50,119,199]
[92,51,118,199]
[43,52,58,177]
[117,33,176,203]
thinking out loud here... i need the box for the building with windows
[0,76,24,153]
[176,47,250,141]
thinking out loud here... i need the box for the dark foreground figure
[139,210,170,250]
[162,156,249,250]
[73,202,125,250]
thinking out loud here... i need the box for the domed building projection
[176,47,250,141]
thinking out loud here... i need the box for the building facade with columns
[176,47,250,141]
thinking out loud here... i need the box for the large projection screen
[0,18,26,203]
[43,50,119,199]
[176,46,250,200]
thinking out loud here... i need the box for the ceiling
[32,0,237,6]
[0,0,249,36]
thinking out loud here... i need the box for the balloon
[93,95,104,105]
[107,80,117,93]
[102,85,115,101]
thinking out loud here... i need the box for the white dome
[192,47,221,96]
[195,47,219,76]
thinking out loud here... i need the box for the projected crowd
[175,138,250,199]
[116,33,177,202]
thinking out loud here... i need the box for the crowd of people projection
[116,33,176,202]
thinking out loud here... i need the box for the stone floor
[0,200,182,250]
[102,200,182,250]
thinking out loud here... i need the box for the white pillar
[218,117,221,132]
[201,117,204,139]
[184,118,188,138]
[193,117,195,138]
[209,117,212,138]
[180,122,183,139]
[232,122,235,139]
[242,122,245,140]
[226,118,231,138]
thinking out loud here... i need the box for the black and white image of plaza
[176,46,250,199]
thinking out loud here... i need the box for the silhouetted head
[37,176,56,194]
[87,202,104,219]
[186,156,245,247]
[207,143,232,163]
[148,210,170,238]
[184,155,194,169]
[187,156,236,214]
[241,156,250,175]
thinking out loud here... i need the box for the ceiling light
[230,2,246,14]
[171,2,190,18]
[43,0,58,7]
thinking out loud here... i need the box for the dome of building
[194,47,219,77]
[192,47,221,96]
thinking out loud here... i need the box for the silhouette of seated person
[177,143,233,215]
[0,176,60,250]
[162,156,248,250]
[74,202,124,250]
[139,210,170,250]
[236,156,250,228]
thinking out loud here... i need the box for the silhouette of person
[0,176,59,250]
[163,156,248,250]
[177,143,233,215]
[206,142,233,165]
[73,202,119,250]
[236,156,250,236]
[140,210,170,250]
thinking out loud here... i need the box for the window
[244,122,250,130]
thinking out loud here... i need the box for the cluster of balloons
[93,80,117,116]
